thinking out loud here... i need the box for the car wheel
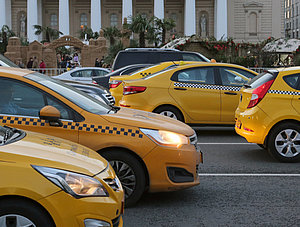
[0,198,54,227]
[267,122,300,162]
[101,150,146,207]
[154,106,184,122]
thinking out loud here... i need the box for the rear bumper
[235,106,271,144]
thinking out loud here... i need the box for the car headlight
[32,165,109,198]
[140,128,189,148]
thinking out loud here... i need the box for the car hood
[103,107,195,136]
[1,131,107,176]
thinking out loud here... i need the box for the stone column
[59,0,70,36]
[214,0,228,40]
[91,0,101,32]
[184,0,196,36]
[154,0,164,20]
[122,0,133,23]
[27,0,39,42]
[0,0,11,28]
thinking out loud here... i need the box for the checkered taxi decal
[268,90,300,96]
[0,116,143,138]
[140,72,151,77]
[174,82,241,91]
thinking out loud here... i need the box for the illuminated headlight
[140,128,189,148]
[32,166,109,198]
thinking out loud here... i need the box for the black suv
[111,48,210,71]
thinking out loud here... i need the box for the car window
[175,67,215,84]
[219,67,255,86]
[93,69,108,77]
[283,74,300,90]
[26,73,111,115]
[71,70,93,78]
[182,53,203,61]
[45,96,72,120]
[0,78,45,117]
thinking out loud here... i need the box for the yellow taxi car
[119,62,258,125]
[235,68,300,162]
[0,67,202,206]
[0,125,123,227]
[109,61,198,105]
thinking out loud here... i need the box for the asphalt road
[123,127,300,227]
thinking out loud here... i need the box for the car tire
[0,198,54,227]
[153,106,184,122]
[267,122,300,162]
[257,144,266,149]
[101,150,146,207]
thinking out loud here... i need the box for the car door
[169,66,221,122]
[70,69,93,83]
[0,78,79,142]
[217,67,256,123]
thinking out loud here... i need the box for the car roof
[0,66,32,77]
[58,79,107,90]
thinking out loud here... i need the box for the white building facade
[0,0,284,43]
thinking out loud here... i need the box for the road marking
[197,142,256,145]
[198,173,300,177]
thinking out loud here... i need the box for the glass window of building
[170,13,177,33]
[80,13,88,26]
[50,14,58,29]
[110,14,118,27]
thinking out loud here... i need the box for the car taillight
[247,79,274,108]
[110,80,122,89]
[123,86,146,95]
[92,80,98,85]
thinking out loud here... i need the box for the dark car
[58,80,115,106]
[93,64,153,89]
[111,48,210,71]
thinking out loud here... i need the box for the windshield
[0,126,25,145]
[25,73,113,115]
[0,54,19,67]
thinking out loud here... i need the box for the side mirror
[39,105,63,127]
[210,59,216,63]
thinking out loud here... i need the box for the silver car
[53,67,110,84]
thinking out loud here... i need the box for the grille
[104,177,120,191]
[104,93,115,105]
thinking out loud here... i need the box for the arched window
[80,13,88,26]
[249,12,257,35]
[50,14,58,29]
[110,14,118,27]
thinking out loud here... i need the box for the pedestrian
[39,60,46,74]
[95,58,101,67]
[32,56,38,69]
[26,57,33,69]
[73,53,79,63]
[17,60,25,68]
[100,56,105,67]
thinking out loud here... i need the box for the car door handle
[174,88,187,91]
[224,92,237,95]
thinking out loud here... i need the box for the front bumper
[38,168,124,227]
[235,106,271,144]
[143,144,202,192]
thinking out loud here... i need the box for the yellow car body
[0,67,202,206]
[235,67,300,162]
[110,61,198,105]
[0,125,123,227]
[119,62,257,124]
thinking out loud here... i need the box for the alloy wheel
[159,111,178,119]
[275,129,300,158]
[0,215,36,227]
[109,160,136,199]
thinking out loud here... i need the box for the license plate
[236,120,242,129]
